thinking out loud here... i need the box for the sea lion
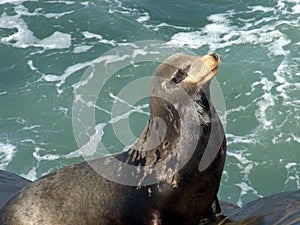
[200,190,300,225]
[0,170,31,209]
[0,52,226,225]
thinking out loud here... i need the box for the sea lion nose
[210,53,219,61]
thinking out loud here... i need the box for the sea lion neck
[194,84,212,115]
[129,96,181,165]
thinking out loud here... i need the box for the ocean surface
[0,0,299,207]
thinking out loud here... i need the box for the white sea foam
[292,4,300,12]
[273,59,294,101]
[33,147,60,161]
[82,31,103,40]
[43,11,74,18]
[20,167,37,181]
[268,36,291,56]
[27,60,37,71]
[285,162,297,170]
[0,12,38,48]
[202,23,232,35]
[73,45,93,53]
[136,12,150,23]
[21,125,40,131]
[0,4,72,49]
[248,5,275,12]
[37,31,71,49]
[41,54,129,93]
[46,0,75,5]
[20,139,36,144]
[32,149,79,173]
[80,2,90,6]
[0,0,37,5]
[290,133,300,143]
[235,182,262,207]
[106,0,140,17]
[169,24,289,53]
[207,13,231,23]
[226,105,250,114]
[283,0,300,4]
[145,23,191,31]
[79,123,106,158]
[14,4,74,19]
[57,106,69,117]
[0,143,17,169]
[284,161,300,189]
[105,0,191,32]
[168,5,294,55]
[82,31,117,46]
[226,145,263,206]
[226,133,259,145]
[277,0,300,14]
[36,33,71,49]
[255,92,275,129]
[227,149,254,165]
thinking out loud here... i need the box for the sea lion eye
[171,64,191,84]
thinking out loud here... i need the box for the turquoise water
[0,0,299,207]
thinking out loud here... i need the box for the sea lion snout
[200,53,220,73]
[185,53,220,85]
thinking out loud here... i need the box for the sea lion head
[135,53,221,174]
[149,52,220,120]
[151,52,220,95]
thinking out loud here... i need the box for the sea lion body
[0,53,226,225]
[0,170,31,209]
[201,190,300,225]
[227,190,300,224]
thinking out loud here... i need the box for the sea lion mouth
[210,65,219,76]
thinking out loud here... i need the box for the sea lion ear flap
[170,64,191,84]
